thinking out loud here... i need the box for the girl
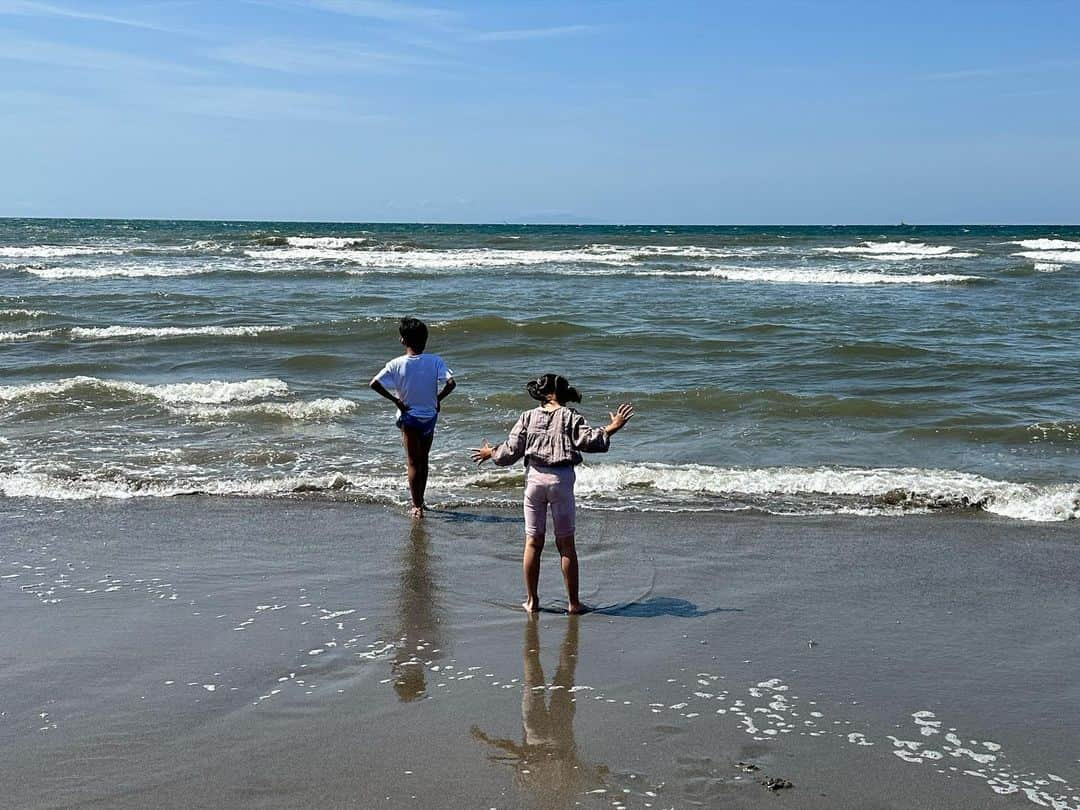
[471,374,634,614]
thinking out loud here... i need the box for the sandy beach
[1,497,1077,808]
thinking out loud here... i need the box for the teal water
[1,219,1078,519]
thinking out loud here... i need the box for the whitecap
[176,398,357,421]
[635,267,981,285]
[0,245,125,258]
[1009,238,1080,251]
[0,330,57,342]
[0,470,361,500]
[489,463,1079,522]
[22,264,214,280]
[69,325,289,339]
[0,309,52,319]
[815,241,974,259]
[244,244,748,269]
[0,376,289,404]
[1013,250,1080,264]
[285,236,376,249]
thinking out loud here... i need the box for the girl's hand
[470,440,494,465]
[605,403,635,434]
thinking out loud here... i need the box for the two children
[372,318,633,612]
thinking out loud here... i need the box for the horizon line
[2,216,1078,228]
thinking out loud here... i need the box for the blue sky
[1,0,1078,223]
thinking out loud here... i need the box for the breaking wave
[815,241,977,260]
[243,243,749,269]
[21,264,215,280]
[0,471,363,501]
[1013,250,1080,264]
[1010,239,1080,251]
[177,398,357,422]
[0,245,125,258]
[2,463,1074,521]
[0,376,290,405]
[0,308,52,319]
[69,325,289,339]
[0,330,56,342]
[561,464,1079,522]
[632,267,982,285]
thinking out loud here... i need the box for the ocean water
[1,219,1078,521]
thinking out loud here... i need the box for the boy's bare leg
[401,429,433,517]
[555,534,582,614]
[522,534,544,612]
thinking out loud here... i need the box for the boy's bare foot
[522,599,540,613]
[567,602,588,615]
[411,505,424,519]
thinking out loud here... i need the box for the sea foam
[1013,250,1080,264]
[634,267,981,285]
[0,308,52,319]
[0,245,125,258]
[69,325,288,339]
[22,264,215,280]
[1009,238,1080,251]
[177,398,357,421]
[559,464,1078,521]
[0,330,56,342]
[0,376,290,405]
[244,244,745,269]
[0,471,357,500]
[815,241,976,260]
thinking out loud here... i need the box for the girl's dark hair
[526,373,581,404]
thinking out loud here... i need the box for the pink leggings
[523,464,576,538]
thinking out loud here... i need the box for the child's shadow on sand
[591,596,739,618]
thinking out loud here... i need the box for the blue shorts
[397,411,438,438]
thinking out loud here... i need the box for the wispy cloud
[921,59,1080,81]
[471,24,593,43]
[296,0,454,25]
[168,85,383,122]
[212,39,439,74]
[0,0,177,32]
[0,35,206,75]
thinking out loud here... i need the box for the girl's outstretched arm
[603,403,635,436]
[471,412,529,466]
[570,403,634,452]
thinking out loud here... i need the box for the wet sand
[1,497,1078,809]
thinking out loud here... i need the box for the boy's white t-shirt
[374,353,453,419]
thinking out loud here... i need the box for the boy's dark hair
[527,373,582,404]
[398,317,428,351]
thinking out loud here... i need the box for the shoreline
[2,497,1078,808]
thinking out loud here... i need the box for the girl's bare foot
[411,505,424,519]
[522,599,540,613]
[568,602,587,615]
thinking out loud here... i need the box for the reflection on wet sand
[472,616,609,807]
[391,520,444,701]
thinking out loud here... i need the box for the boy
[370,317,456,518]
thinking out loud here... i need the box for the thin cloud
[0,36,207,75]
[922,59,1080,81]
[168,85,384,122]
[212,39,440,74]
[0,0,178,32]
[471,24,593,42]
[302,0,454,25]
